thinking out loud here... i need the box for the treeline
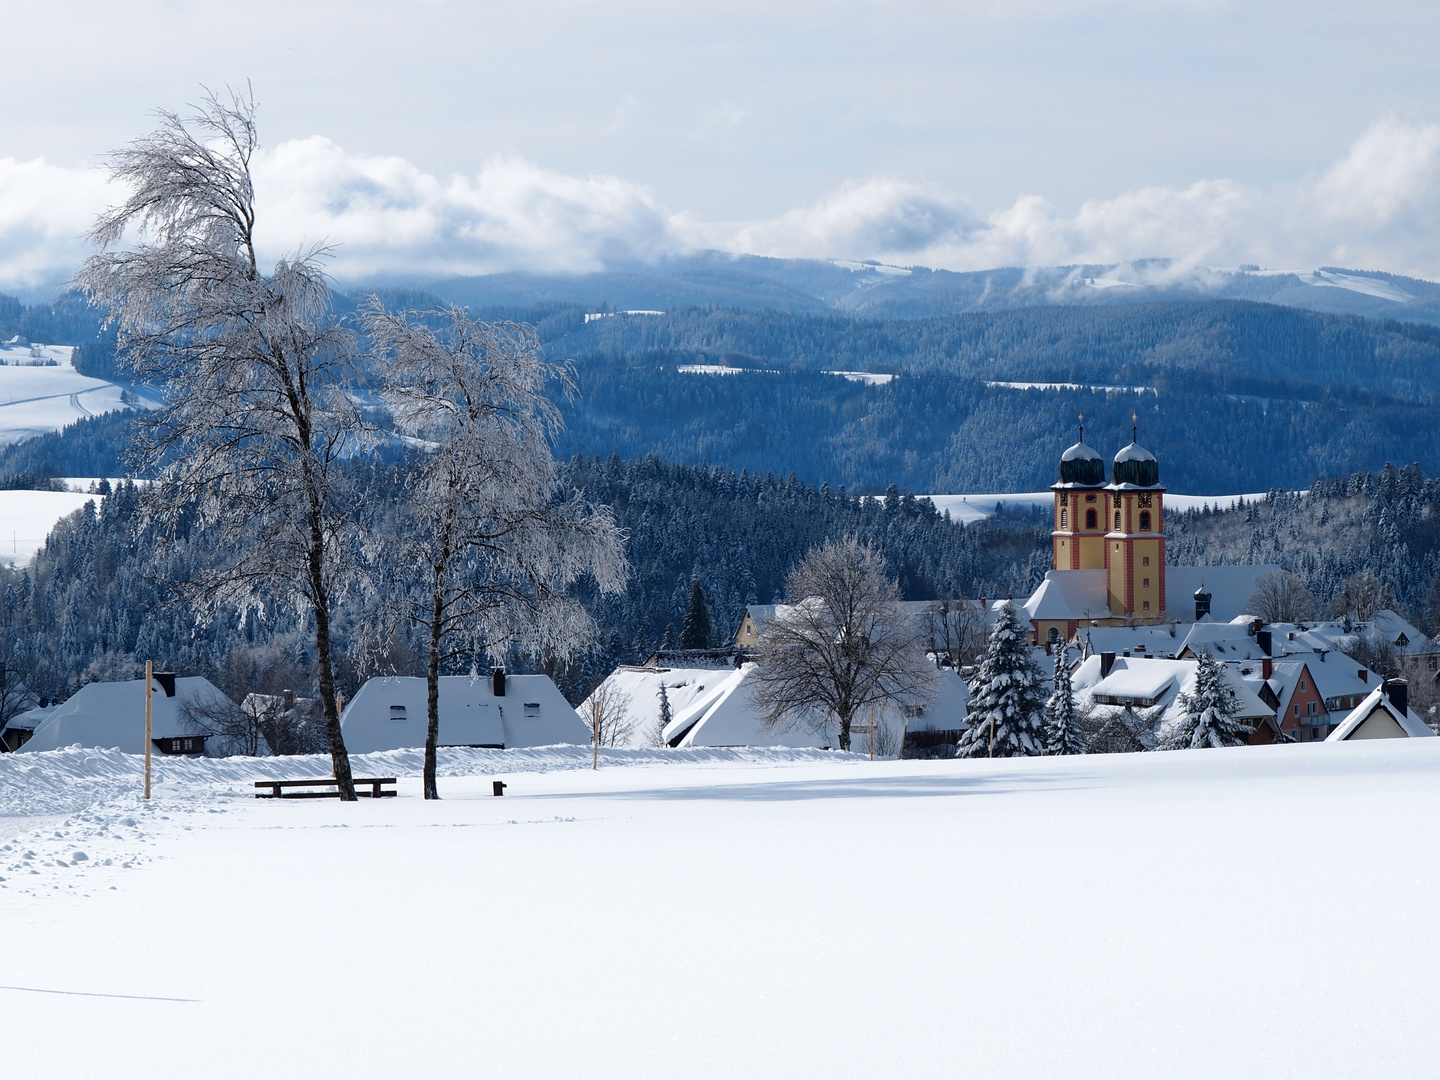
[0,456,1050,710]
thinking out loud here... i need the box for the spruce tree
[958,601,1047,758]
[1045,640,1084,755]
[680,578,713,649]
[1158,650,1253,749]
[653,681,673,747]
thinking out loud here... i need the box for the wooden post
[143,660,153,800]
[592,698,599,770]
[336,691,344,719]
[869,706,874,761]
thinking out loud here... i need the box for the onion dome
[1057,440,1105,487]
[1112,439,1159,487]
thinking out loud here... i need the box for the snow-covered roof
[1179,622,1263,660]
[1165,565,1279,622]
[340,675,587,753]
[1072,655,1274,735]
[665,665,835,749]
[898,668,971,732]
[1326,687,1435,740]
[1270,611,1438,657]
[1074,622,1187,658]
[18,676,232,754]
[1023,570,1110,622]
[579,665,740,749]
[2,704,54,733]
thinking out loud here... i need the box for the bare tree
[1247,570,1319,624]
[582,683,636,762]
[76,89,366,797]
[1340,633,1400,680]
[360,301,627,798]
[1332,570,1389,623]
[926,596,989,670]
[749,538,937,751]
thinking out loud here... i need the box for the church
[1022,420,1276,646]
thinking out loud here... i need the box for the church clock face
[1138,493,1153,508]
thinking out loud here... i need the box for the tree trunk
[310,532,355,800]
[839,713,851,752]
[424,570,444,800]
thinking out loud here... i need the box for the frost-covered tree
[680,579,712,649]
[749,537,936,751]
[958,601,1047,758]
[1247,570,1319,624]
[1158,650,1252,749]
[653,681,673,747]
[76,90,367,797]
[361,301,627,798]
[1044,640,1084,755]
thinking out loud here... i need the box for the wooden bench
[254,777,397,799]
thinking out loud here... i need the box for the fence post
[144,660,153,800]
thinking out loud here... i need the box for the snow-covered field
[0,344,154,445]
[923,491,1268,524]
[2,740,1438,1078]
[0,488,106,564]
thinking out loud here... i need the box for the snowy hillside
[2,741,1439,1078]
[920,491,1267,524]
[0,487,106,566]
[0,342,155,446]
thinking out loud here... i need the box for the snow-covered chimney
[492,668,506,697]
[1384,678,1409,716]
[1100,652,1116,678]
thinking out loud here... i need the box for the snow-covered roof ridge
[1327,686,1435,740]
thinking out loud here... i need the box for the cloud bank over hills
[3,116,1439,297]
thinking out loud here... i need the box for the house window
[1143,556,1150,566]
[1085,509,1097,529]
[1139,511,1151,531]
[1299,679,1306,691]
[1143,578,1150,587]
[1307,702,1318,716]
[1143,601,1150,610]
[1293,704,1300,717]
[389,705,407,722]
[1047,626,1060,644]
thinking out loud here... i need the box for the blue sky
[2,1,1438,292]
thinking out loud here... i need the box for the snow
[676,365,893,384]
[920,491,1269,524]
[1297,269,1415,302]
[580,664,739,748]
[0,345,157,445]
[583,310,665,323]
[0,489,106,565]
[827,370,895,385]
[3,740,1440,1077]
[19,677,231,754]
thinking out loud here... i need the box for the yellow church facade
[1031,423,1168,644]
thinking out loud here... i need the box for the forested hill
[1167,463,1440,635]
[1,456,1046,708]
[8,288,1440,495]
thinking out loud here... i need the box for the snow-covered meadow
[0,343,153,445]
[924,491,1269,524]
[3,740,1438,1078]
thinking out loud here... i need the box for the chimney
[1383,678,1409,716]
[154,672,177,698]
[1262,657,1272,681]
[1100,652,1116,678]
[1193,586,1212,622]
[1256,629,1272,656]
[492,668,506,697]
[282,688,295,711]
[1358,669,1367,684]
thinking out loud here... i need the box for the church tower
[1051,417,1108,571]
[1106,417,1166,621]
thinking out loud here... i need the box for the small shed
[340,672,588,753]
[17,675,231,755]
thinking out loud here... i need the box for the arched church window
[1115,511,1121,531]
[1047,626,1060,644]
[1060,509,1068,528]
[1139,510,1151,531]
[1085,509,1097,530]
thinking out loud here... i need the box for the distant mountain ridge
[402,253,1440,325]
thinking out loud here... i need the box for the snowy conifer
[958,601,1047,757]
[1158,650,1252,749]
[680,579,712,649]
[1045,640,1084,755]
[652,681,673,747]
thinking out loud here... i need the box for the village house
[1326,680,1436,741]
[17,674,231,756]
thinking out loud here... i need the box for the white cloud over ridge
[3,116,1440,298]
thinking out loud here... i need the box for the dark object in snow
[254,777,397,799]
[492,780,507,796]
[493,668,506,697]
[153,672,178,698]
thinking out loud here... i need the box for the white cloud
[5,116,1440,298]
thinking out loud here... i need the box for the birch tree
[749,537,936,751]
[75,89,366,797]
[361,301,627,798]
